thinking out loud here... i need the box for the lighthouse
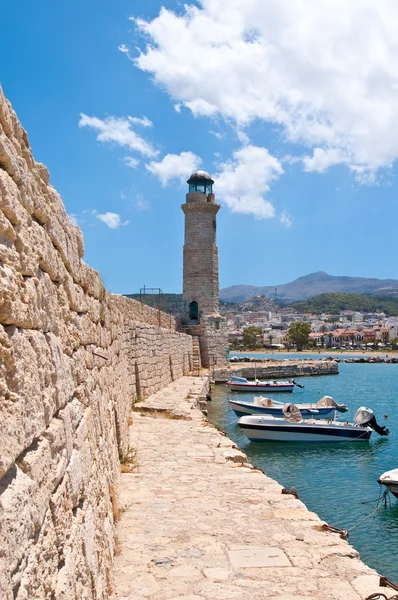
[181,170,228,367]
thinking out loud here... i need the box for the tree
[287,322,311,351]
[350,333,356,347]
[230,337,241,350]
[382,331,390,345]
[268,334,274,347]
[390,337,398,350]
[320,335,325,348]
[243,326,263,350]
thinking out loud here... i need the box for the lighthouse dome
[187,170,214,193]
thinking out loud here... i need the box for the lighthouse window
[196,181,206,193]
[205,182,212,194]
[189,183,195,192]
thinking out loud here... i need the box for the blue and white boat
[238,406,389,443]
[229,395,348,419]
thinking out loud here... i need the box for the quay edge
[212,359,339,383]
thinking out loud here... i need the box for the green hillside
[291,292,398,316]
[125,293,183,315]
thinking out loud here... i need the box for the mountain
[220,271,398,303]
[291,292,398,316]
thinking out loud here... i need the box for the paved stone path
[113,377,392,599]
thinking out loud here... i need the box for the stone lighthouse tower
[182,170,228,367]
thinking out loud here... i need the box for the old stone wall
[0,86,193,600]
[199,316,229,368]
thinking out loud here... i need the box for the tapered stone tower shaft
[181,171,228,367]
[182,171,219,319]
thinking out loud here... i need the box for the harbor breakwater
[213,359,339,382]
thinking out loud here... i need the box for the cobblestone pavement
[113,377,392,600]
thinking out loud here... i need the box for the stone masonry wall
[0,86,193,600]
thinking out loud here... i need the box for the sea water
[207,360,398,581]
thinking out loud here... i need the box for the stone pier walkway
[112,377,391,600]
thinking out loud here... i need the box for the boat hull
[227,383,295,392]
[228,399,336,419]
[238,416,372,443]
[378,469,398,498]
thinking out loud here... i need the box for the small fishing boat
[227,376,301,393]
[228,395,348,418]
[238,405,389,443]
[378,469,398,498]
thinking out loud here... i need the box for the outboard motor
[354,407,389,436]
[292,380,305,389]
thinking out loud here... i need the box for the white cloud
[97,212,129,229]
[69,213,79,226]
[215,145,283,219]
[209,130,224,140]
[79,113,157,157]
[280,211,293,228]
[128,116,153,128]
[124,156,140,169]
[135,194,150,212]
[146,151,202,186]
[302,148,345,173]
[133,1,398,180]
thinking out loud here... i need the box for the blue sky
[2,0,398,294]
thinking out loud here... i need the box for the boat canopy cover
[354,406,374,426]
[230,376,248,383]
[316,396,338,408]
[283,403,302,422]
[254,396,273,407]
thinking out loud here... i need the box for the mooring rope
[346,503,383,534]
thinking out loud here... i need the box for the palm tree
[268,334,274,347]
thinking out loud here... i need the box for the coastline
[233,349,398,358]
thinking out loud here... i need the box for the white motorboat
[238,405,389,443]
[378,469,398,498]
[229,395,348,419]
[227,376,300,393]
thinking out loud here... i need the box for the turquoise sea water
[207,357,398,581]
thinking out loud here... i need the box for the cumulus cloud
[97,212,129,229]
[79,114,157,157]
[302,148,345,173]
[280,211,293,228]
[214,145,283,219]
[133,0,398,180]
[146,151,202,186]
[124,156,140,169]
